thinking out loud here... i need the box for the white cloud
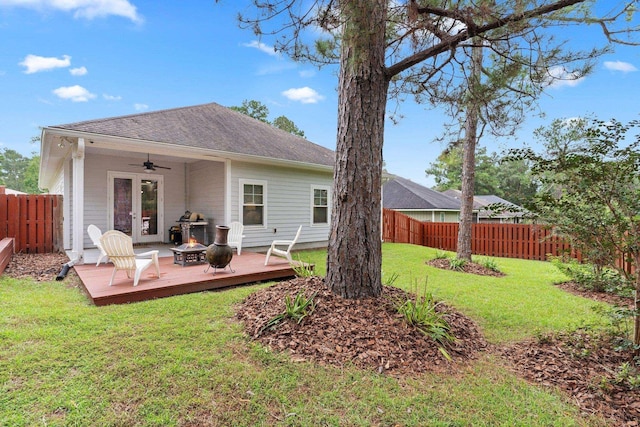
[69,66,87,76]
[604,60,638,73]
[103,93,121,101]
[242,40,280,57]
[52,85,96,102]
[281,87,325,104]
[0,0,143,23]
[299,69,315,78]
[19,54,70,74]
[546,66,585,89]
[134,103,148,111]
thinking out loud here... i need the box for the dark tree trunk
[457,41,483,262]
[634,253,640,357]
[327,0,389,299]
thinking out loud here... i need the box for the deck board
[73,251,298,306]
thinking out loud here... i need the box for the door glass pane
[141,179,158,236]
[114,177,132,235]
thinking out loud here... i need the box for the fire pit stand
[170,243,207,267]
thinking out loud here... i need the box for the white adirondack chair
[264,225,302,265]
[99,230,160,287]
[87,224,108,266]
[227,221,245,255]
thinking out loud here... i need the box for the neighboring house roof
[442,189,524,218]
[383,176,461,210]
[441,189,484,209]
[43,101,334,162]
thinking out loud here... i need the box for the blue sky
[1,1,639,188]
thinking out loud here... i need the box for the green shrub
[260,291,317,335]
[433,249,451,260]
[548,256,633,296]
[292,257,315,277]
[478,257,500,272]
[448,258,466,271]
[391,280,454,360]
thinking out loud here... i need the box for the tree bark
[327,0,389,299]
[634,253,640,357]
[457,41,483,262]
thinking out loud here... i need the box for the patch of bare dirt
[236,276,488,377]
[426,258,506,277]
[4,252,71,282]
[498,331,640,425]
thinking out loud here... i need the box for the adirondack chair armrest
[270,239,293,247]
[136,250,159,260]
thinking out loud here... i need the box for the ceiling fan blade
[153,165,171,170]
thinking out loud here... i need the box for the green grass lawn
[0,243,613,426]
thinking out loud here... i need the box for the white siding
[230,161,332,249]
[81,154,189,248]
[398,210,460,222]
[186,160,225,243]
[73,151,330,251]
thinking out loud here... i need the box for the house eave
[40,128,334,188]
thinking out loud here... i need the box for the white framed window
[439,212,445,222]
[311,185,330,225]
[240,179,267,227]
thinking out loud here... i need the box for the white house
[39,102,335,264]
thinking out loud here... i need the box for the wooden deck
[73,251,298,306]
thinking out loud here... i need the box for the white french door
[108,171,165,244]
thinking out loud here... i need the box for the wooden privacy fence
[382,209,578,262]
[0,193,63,253]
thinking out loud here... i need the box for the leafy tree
[229,99,270,123]
[230,99,306,137]
[0,149,43,194]
[426,146,538,207]
[494,158,538,208]
[511,118,640,355]
[272,115,305,137]
[230,0,639,299]
[426,145,499,194]
[22,155,43,194]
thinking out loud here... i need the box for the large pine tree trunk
[327,0,389,299]
[457,41,483,262]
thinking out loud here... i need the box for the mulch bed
[426,258,506,277]
[4,253,639,424]
[236,276,488,376]
[555,281,635,309]
[498,330,640,425]
[4,252,71,282]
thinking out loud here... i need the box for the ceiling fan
[129,154,171,173]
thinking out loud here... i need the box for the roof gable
[47,102,335,167]
[383,176,461,210]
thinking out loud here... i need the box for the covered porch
[73,246,303,306]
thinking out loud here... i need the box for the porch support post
[224,159,231,225]
[72,138,85,263]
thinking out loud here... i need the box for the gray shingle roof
[48,102,335,167]
[383,176,461,210]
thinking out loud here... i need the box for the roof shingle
[49,102,335,167]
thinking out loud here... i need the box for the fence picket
[383,208,575,263]
[0,194,63,253]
